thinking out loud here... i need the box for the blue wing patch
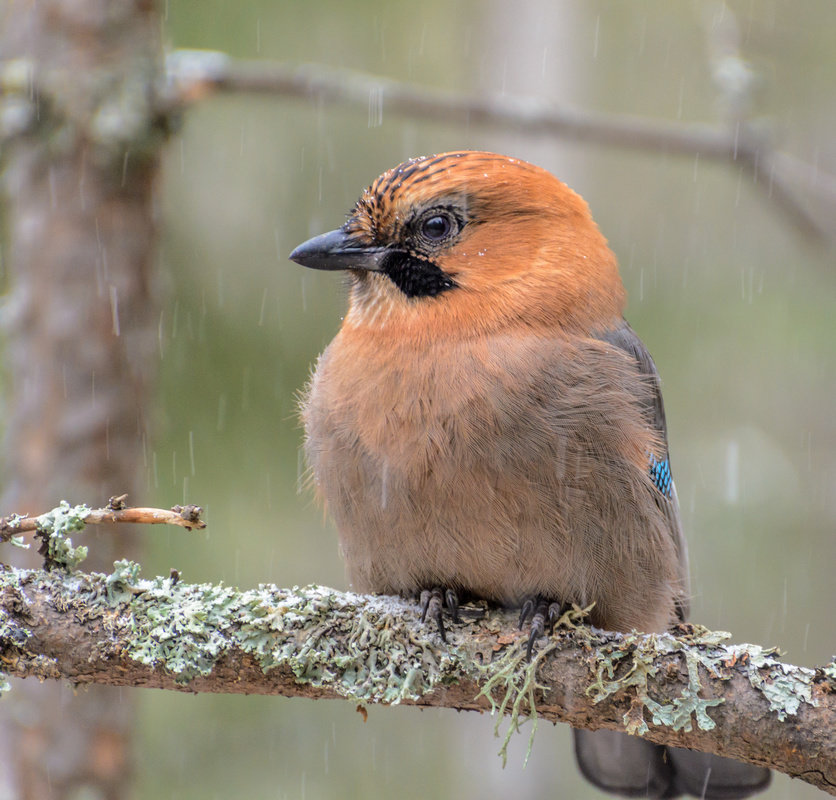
[649,454,673,498]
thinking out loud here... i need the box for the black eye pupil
[422,215,452,240]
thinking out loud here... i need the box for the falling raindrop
[677,75,685,120]
[296,447,305,495]
[725,440,739,504]
[217,393,227,432]
[368,88,383,128]
[259,288,268,326]
[110,284,120,336]
[242,365,252,411]
[158,310,166,359]
[172,299,180,339]
[381,461,389,509]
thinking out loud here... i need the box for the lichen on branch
[0,502,833,793]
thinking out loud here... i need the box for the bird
[289,151,771,799]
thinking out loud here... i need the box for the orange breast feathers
[290,151,686,637]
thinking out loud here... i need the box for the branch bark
[1,560,833,794]
[0,500,205,540]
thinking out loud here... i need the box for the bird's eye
[420,213,456,241]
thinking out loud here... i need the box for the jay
[290,151,770,799]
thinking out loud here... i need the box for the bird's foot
[419,587,460,643]
[519,596,568,660]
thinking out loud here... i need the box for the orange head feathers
[289,151,625,338]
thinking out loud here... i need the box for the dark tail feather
[666,748,771,799]
[573,729,771,799]
[573,729,676,798]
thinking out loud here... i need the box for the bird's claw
[520,596,567,660]
[419,587,461,642]
[444,588,461,623]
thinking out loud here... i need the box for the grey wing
[598,320,690,620]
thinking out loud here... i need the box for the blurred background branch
[165,49,836,245]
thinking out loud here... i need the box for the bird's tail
[573,729,771,798]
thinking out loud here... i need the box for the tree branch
[163,50,836,245]
[0,529,833,793]
[0,497,205,541]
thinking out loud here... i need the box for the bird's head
[290,151,625,337]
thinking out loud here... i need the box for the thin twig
[82,506,206,529]
[0,502,205,540]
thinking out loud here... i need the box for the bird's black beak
[289,228,385,272]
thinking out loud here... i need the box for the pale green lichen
[34,501,90,570]
[587,626,821,736]
[105,559,142,605]
[473,604,593,765]
[732,644,818,720]
[476,639,550,766]
[0,601,32,697]
[1,515,32,549]
[97,565,455,696]
[588,629,727,735]
[818,660,836,688]
[0,608,31,649]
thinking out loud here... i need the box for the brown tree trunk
[0,1,165,797]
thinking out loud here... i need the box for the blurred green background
[138,1,835,797]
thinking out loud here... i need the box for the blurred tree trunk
[479,0,587,186]
[473,4,588,796]
[0,1,166,797]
